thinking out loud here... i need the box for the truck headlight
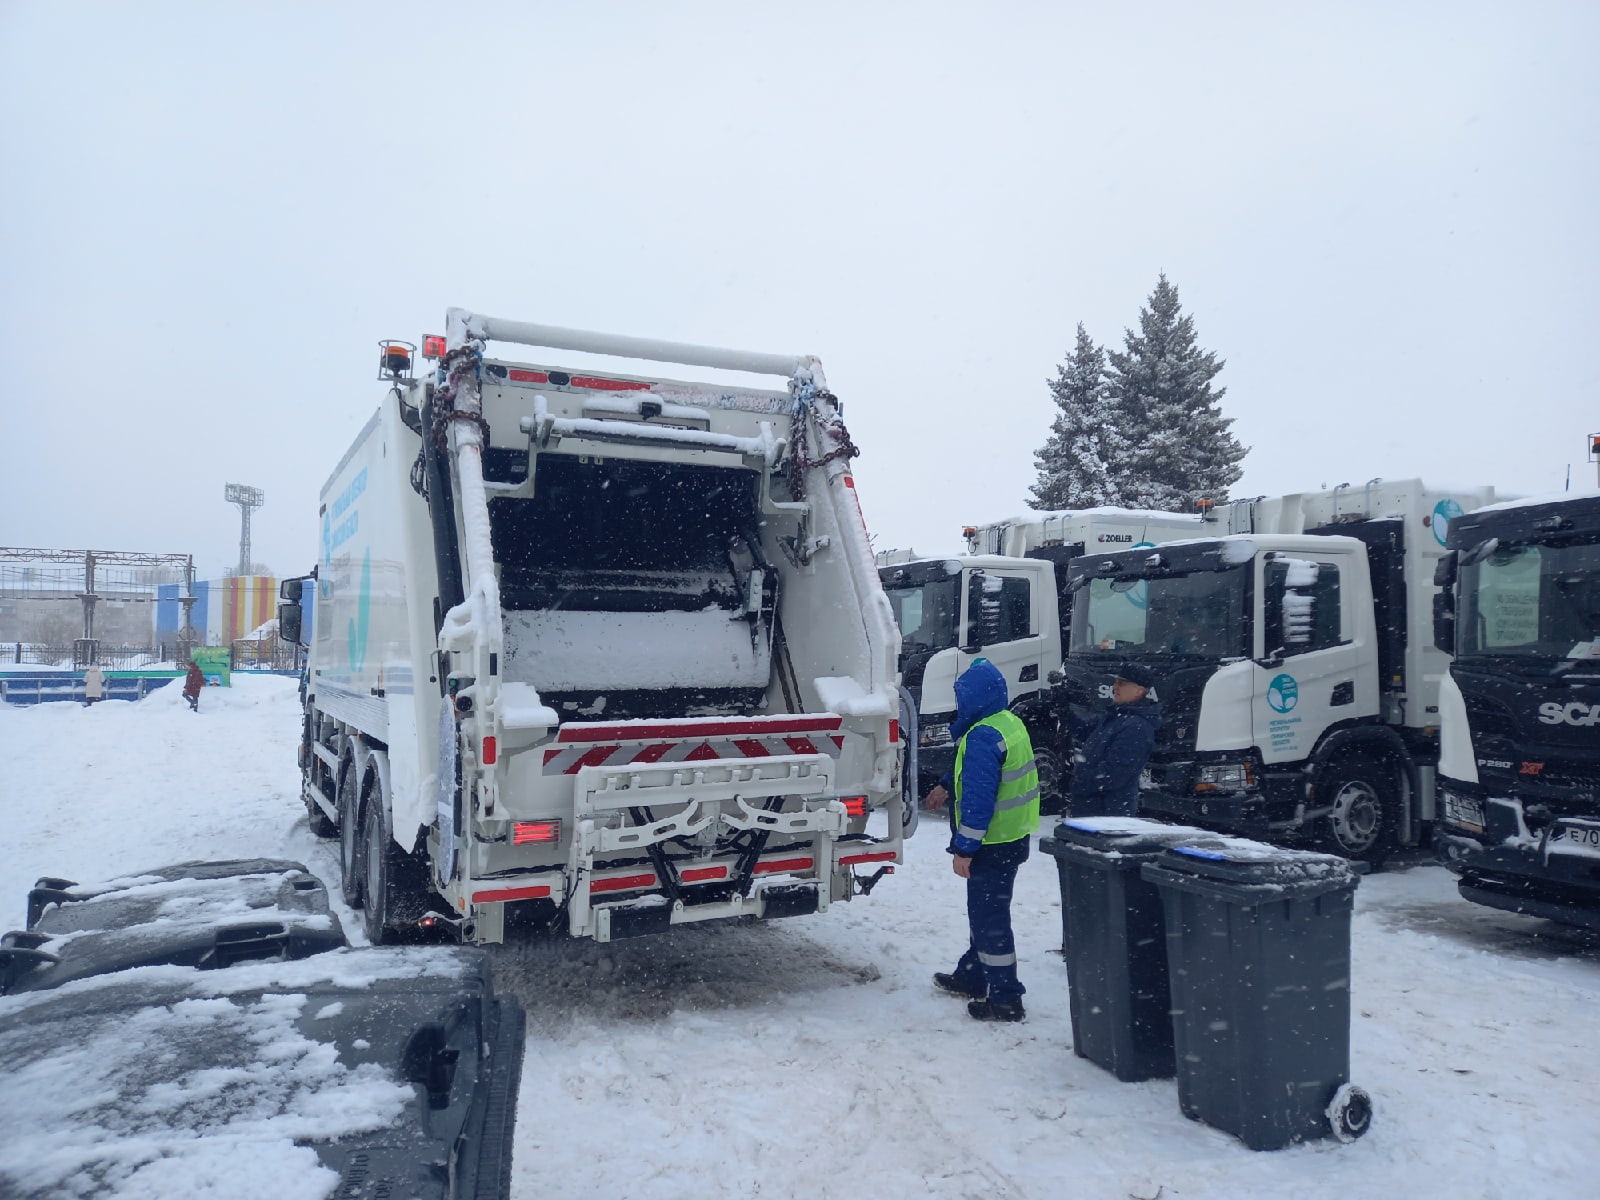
[1194,761,1255,793]
[920,722,951,748]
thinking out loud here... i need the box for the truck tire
[1318,753,1397,866]
[337,756,364,909]
[1034,745,1066,816]
[359,782,430,945]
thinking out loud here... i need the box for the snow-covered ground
[2,675,1597,1200]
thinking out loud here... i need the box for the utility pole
[225,483,265,576]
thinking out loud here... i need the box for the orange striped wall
[217,576,278,643]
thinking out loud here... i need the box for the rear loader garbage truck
[278,310,908,945]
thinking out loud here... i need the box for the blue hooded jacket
[942,659,1010,857]
[1068,696,1162,817]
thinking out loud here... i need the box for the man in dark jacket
[923,658,1040,1022]
[1067,664,1162,817]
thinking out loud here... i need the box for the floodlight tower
[225,483,265,576]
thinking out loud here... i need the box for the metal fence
[4,643,166,671]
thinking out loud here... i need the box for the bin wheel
[1318,754,1397,866]
[1326,1083,1372,1143]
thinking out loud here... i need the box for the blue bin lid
[1053,816,1217,857]
[1159,835,1356,888]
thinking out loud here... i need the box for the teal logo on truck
[1267,672,1299,713]
[1432,499,1463,547]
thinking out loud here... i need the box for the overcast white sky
[3,1,1596,578]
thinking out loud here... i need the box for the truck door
[1252,555,1373,765]
[962,567,1043,701]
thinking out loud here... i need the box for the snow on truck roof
[1468,488,1600,515]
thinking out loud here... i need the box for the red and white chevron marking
[541,715,848,776]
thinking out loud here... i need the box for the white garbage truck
[278,310,907,945]
[876,508,1202,806]
[1055,480,1497,863]
[1433,450,1600,927]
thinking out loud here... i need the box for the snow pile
[3,677,1598,1199]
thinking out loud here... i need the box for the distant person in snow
[82,663,106,707]
[182,660,205,712]
[1064,665,1162,818]
[922,657,1040,1023]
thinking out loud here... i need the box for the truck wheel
[1034,746,1067,815]
[1319,754,1397,866]
[360,791,430,945]
[337,757,364,908]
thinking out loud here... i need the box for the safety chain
[785,387,859,500]
[429,345,492,452]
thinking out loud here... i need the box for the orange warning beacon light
[378,340,415,379]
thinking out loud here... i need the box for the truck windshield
[1459,537,1600,660]
[884,577,960,656]
[1070,565,1249,660]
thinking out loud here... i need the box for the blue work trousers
[948,836,1030,1004]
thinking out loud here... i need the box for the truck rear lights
[421,334,446,359]
[513,820,560,845]
[590,872,658,894]
[841,796,868,818]
[839,850,898,866]
[678,865,730,883]
[481,736,497,765]
[753,856,814,875]
[889,719,899,744]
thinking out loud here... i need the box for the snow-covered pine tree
[1104,274,1246,510]
[1029,324,1131,510]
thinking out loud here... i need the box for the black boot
[933,972,986,1000]
[967,998,1025,1023]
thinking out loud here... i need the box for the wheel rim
[1330,779,1381,852]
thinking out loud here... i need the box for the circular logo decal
[1432,499,1463,547]
[1267,673,1299,714]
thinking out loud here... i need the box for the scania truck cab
[1434,486,1600,928]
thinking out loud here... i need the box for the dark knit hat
[1112,663,1158,690]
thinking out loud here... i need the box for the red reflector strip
[590,872,658,894]
[472,884,552,903]
[569,374,652,391]
[513,820,560,845]
[839,851,898,866]
[841,796,867,818]
[555,716,844,743]
[890,719,899,744]
[507,368,549,383]
[679,865,729,883]
[482,735,497,765]
[753,857,814,875]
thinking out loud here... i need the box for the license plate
[1139,769,1154,790]
[1545,818,1600,863]
[1442,792,1485,831]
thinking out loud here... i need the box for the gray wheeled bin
[1040,817,1211,1082]
[1141,839,1371,1150]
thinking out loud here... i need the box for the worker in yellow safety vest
[923,657,1039,1021]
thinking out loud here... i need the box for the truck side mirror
[280,577,303,602]
[1432,592,1455,655]
[1280,560,1318,649]
[278,602,303,646]
[1432,551,1457,654]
